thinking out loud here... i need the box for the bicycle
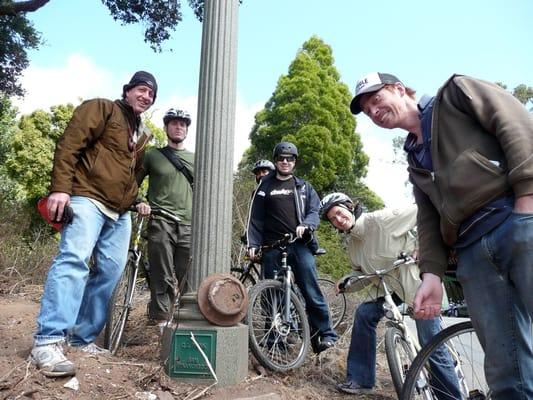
[247,233,318,372]
[339,253,431,397]
[401,320,489,399]
[103,206,180,354]
[231,244,347,329]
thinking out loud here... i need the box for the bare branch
[0,0,50,16]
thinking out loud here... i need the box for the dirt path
[0,288,397,400]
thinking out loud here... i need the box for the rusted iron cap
[197,273,248,326]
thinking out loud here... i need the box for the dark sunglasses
[276,155,296,162]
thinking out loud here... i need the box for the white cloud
[13,53,115,114]
[357,118,414,208]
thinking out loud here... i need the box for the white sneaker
[30,342,76,377]
[78,343,110,355]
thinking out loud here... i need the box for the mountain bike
[339,253,436,397]
[104,207,180,354]
[246,233,315,372]
[231,244,347,329]
[401,320,489,399]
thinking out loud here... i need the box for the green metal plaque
[167,329,217,379]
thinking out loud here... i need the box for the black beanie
[122,70,158,102]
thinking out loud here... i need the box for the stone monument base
[160,321,248,387]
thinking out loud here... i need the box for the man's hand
[247,247,258,261]
[47,192,71,222]
[514,194,533,213]
[136,202,151,216]
[413,273,443,319]
[295,225,307,238]
[335,278,346,295]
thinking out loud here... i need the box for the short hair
[383,84,416,100]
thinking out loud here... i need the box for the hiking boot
[30,342,76,377]
[336,381,373,395]
[313,336,337,354]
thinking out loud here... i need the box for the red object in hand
[37,197,63,232]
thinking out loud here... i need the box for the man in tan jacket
[320,193,459,398]
[30,71,156,377]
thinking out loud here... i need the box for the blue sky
[15,0,533,207]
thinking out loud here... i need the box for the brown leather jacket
[50,98,152,212]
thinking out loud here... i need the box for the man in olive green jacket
[31,71,157,378]
[351,72,533,399]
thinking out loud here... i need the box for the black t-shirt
[263,177,298,245]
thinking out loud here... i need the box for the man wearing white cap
[351,71,533,399]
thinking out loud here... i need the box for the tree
[246,36,381,208]
[0,0,205,97]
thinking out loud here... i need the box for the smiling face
[275,154,296,177]
[326,205,355,232]
[124,84,154,115]
[359,83,408,129]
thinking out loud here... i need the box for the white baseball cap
[350,72,402,115]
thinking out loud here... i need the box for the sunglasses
[276,155,296,162]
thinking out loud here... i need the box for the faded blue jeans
[34,196,131,346]
[346,298,460,399]
[262,241,338,342]
[457,212,533,400]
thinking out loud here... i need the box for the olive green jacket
[50,98,152,212]
[410,75,533,277]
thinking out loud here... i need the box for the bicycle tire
[104,257,138,354]
[317,278,347,329]
[385,325,417,398]
[401,321,490,400]
[247,279,310,372]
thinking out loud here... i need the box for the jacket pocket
[444,149,508,225]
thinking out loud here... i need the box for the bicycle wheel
[401,321,489,400]
[247,279,310,372]
[317,278,346,329]
[104,257,138,354]
[385,325,417,398]
[230,261,259,289]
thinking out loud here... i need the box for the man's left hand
[413,273,443,319]
[295,225,307,238]
[514,194,533,213]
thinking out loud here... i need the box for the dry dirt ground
[0,286,397,400]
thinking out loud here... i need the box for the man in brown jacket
[30,71,157,377]
[351,72,533,399]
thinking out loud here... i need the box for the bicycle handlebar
[129,204,181,223]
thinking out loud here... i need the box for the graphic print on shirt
[263,178,299,245]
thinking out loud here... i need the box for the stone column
[178,0,238,322]
[163,0,247,386]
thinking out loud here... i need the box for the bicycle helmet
[252,159,275,174]
[319,192,362,221]
[163,108,192,126]
[273,141,298,159]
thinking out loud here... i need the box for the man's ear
[394,82,406,97]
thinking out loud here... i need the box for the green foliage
[0,12,41,97]
[246,36,375,198]
[144,119,167,147]
[315,223,351,279]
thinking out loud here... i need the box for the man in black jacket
[247,142,338,352]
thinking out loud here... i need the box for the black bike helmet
[252,159,275,174]
[273,141,298,159]
[163,108,192,126]
[319,192,362,221]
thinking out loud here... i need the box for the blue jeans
[261,241,338,341]
[456,212,533,400]
[346,298,460,399]
[34,196,131,346]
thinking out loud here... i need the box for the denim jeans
[261,241,338,341]
[456,212,533,400]
[34,196,131,346]
[346,298,460,399]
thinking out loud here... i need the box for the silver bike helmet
[163,108,192,126]
[252,159,275,174]
[319,192,362,221]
